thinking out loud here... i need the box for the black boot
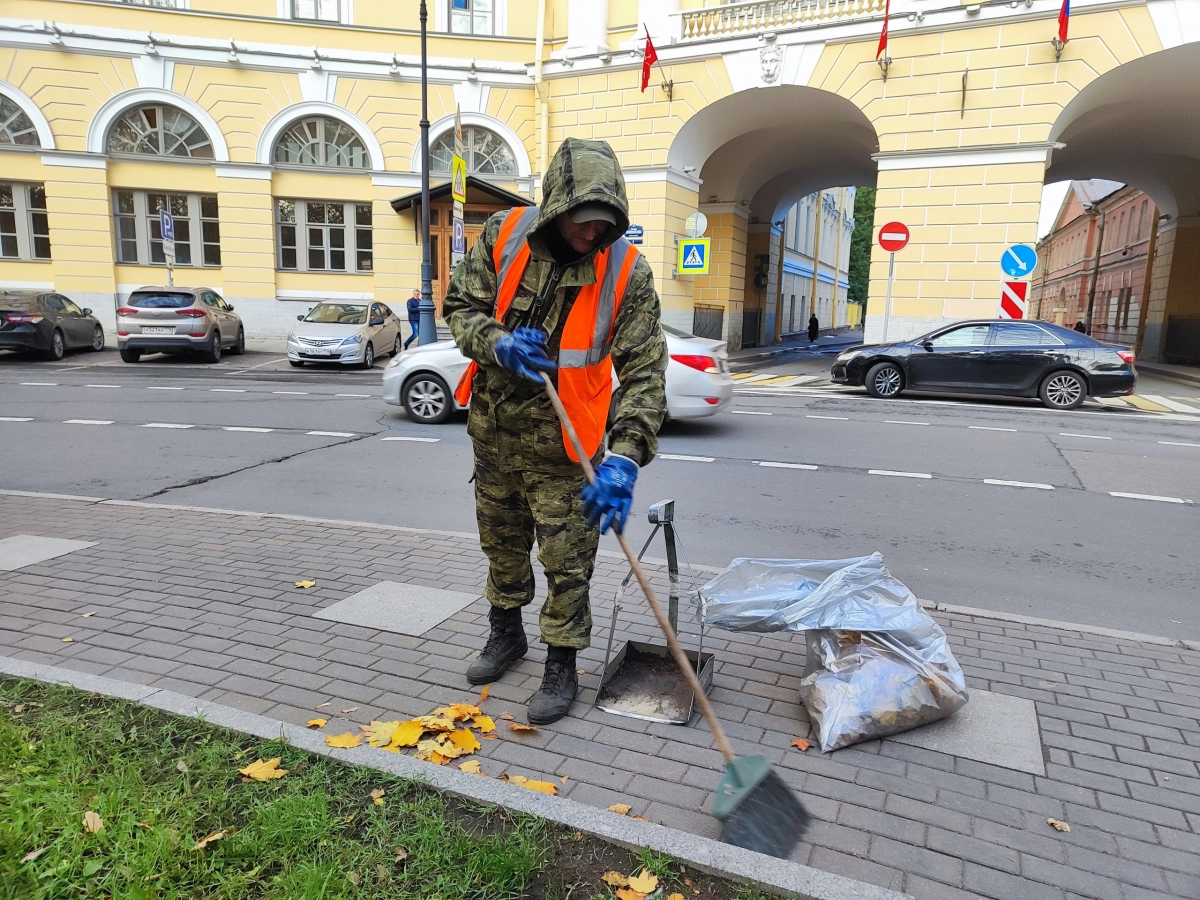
[466,606,528,685]
[527,646,579,725]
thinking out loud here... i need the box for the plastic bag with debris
[697,553,967,752]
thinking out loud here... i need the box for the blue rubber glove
[493,327,557,383]
[581,454,638,535]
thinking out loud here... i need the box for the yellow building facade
[1,0,1197,361]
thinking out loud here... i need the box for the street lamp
[417,0,437,345]
[1082,201,1107,335]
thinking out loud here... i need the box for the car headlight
[836,349,862,362]
[340,334,363,345]
[286,334,299,344]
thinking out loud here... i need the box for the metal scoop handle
[542,376,737,764]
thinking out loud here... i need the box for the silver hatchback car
[116,286,244,363]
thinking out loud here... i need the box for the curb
[1136,362,1200,388]
[0,656,909,900]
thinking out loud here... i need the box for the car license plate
[142,327,174,334]
[308,348,333,356]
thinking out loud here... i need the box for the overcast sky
[1038,181,1072,240]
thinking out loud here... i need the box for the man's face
[556,213,609,255]
[412,291,420,299]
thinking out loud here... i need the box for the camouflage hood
[532,138,630,254]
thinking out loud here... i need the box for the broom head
[713,755,810,859]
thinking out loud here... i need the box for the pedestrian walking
[808,313,819,343]
[443,137,668,725]
[1073,320,1087,334]
[403,289,422,348]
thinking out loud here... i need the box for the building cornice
[874,143,1065,171]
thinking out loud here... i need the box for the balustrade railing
[677,0,886,40]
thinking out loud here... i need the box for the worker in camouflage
[443,137,668,725]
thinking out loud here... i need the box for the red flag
[876,0,890,59]
[641,30,658,93]
[1057,0,1070,44]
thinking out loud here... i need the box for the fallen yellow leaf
[363,720,403,747]
[434,703,482,721]
[616,888,645,900]
[628,869,658,893]
[499,711,516,720]
[83,811,103,834]
[560,774,570,783]
[416,714,456,733]
[522,779,558,795]
[668,894,686,900]
[81,612,95,617]
[508,722,538,733]
[388,720,425,748]
[294,579,316,589]
[447,728,481,754]
[176,760,189,774]
[415,739,447,763]
[458,759,483,774]
[193,831,224,850]
[62,637,76,643]
[1047,818,1071,832]
[790,738,811,752]
[325,733,362,749]
[370,788,385,806]
[472,714,496,734]
[607,803,633,815]
[478,685,490,702]
[239,757,288,781]
[601,871,629,887]
[433,735,465,760]
[502,774,527,784]
[19,848,47,864]
[315,702,331,709]
[340,707,359,714]
[393,846,408,863]
[306,718,327,729]
[481,732,498,740]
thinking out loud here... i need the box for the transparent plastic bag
[697,553,967,751]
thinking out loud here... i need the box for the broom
[542,376,810,859]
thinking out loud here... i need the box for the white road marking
[146,386,185,391]
[758,461,818,470]
[210,388,246,393]
[381,436,440,442]
[19,382,57,386]
[659,454,715,462]
[307,430,357,437]
[336,393,373,398]
[1141,395,1200,414]
[1059,433,1111,440]
[140,423,194,429]
[807,414,849,420]
[1159,440,1200,448]
[969,426,1018,432]
[85,384,121,388]
[869,469,932,479]
[1110,492,1189,504]
[64,419,113,425]
[0,416,34,422]
[731,410,772,416]
[984,479,1054,490]
[274,391,309,395]
[224,426,273,433]
[885,420,930,426]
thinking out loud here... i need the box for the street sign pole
[876,222,910,343]
[160,209,175,287]
[882,251,895,343]
[417,0,436,346]
[450,106,467,270]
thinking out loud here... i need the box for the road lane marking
[731,410,772,416]
[885,420,930,426]
[274,391,309,395]
[224,426,273,433]
[869,470,932,479]
[84,384,121,388]
[659,454,715,462]
[19,382,56,386]
[307,430,357,437]
[146,386,185,391]
[807,415,849,420]
[0,416,34,422]
[1122,395,1172,412]
[984,479,1054,490]
[337,393,373,398]
[1159,441,1200,448]
[758,461,818,470]
[1110,492,1189,504]
[64,419,113,425]
[210,388,246,393]
[381,436,440,442]
[1141,394,1200,414]
[140,423,194,429]
[1059,433,1111,440]
[969,426,1018,432]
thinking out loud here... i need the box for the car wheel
[1040,370,1086,410]
[231,327,246,355]
[360,342,375,370]
[404,374,453,424]
[120,347,142,363]
[90,325,105,352]
[392,335,402,357]
[865,361,904,399]
[289,360,305,368]
[204,331,222,364]
[44,329,65,361]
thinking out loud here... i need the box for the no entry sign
[878,222,910,253]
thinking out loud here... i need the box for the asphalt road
[2,346,1198,640]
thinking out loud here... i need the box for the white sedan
[382,324,733,425]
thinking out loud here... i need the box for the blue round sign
[1001,244,1037,278]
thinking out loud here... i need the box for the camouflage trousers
[474,459,598,649]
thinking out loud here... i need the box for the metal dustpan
[595,500,715,725]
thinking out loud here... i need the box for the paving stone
[1018,855,1123,900]
[869,836,964,889]
[809,848,904,894]
[964,862,1065,900]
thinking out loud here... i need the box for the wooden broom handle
[542,376,737,763]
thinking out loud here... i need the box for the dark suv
[0,290,105,360]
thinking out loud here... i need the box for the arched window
[0,96,40,146]
[273,116,369,169]
[107,105,214,158]
[430,126,517,176]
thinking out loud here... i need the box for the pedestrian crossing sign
[450,154,467,204]
[677,238,710,275]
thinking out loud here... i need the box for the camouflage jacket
[443,138,668,475]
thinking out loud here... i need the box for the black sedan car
[0,290,105,360]
[831,319,1136,410]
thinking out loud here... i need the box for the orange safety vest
[454,206,640,463]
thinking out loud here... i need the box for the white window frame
[275,199,373,274]
[280,0,352,24]
[0,181,51,261]
[112,189,221,269]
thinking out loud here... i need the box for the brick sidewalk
[2,494,1198,900]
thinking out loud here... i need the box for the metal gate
[692,304,724,341]
[741,308,762,349]
[1164,316,1200,365]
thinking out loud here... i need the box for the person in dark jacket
[1073,320,1087,334]
[404,289,421,348]
[808,314,819,343]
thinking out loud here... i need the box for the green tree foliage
[847,186,876,306]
